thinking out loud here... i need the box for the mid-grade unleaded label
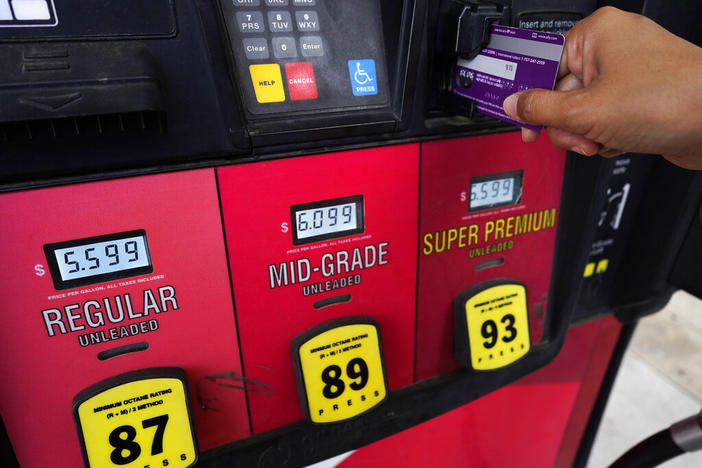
[452,25,565,132]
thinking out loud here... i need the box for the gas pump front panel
[0,1,612,466]
[0,170,250,468]
[416,133,565,380]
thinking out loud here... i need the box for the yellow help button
[454,281,531,371]
[291,318,388,424]
[73,368,197,468]
[249,64,285,103]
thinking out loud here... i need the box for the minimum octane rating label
[296,322,387,423]
[464,283,530,370]
[75,377,196,468]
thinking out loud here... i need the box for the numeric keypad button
[272,36,298,58]
[295,11,319,32]
[236,11,265,33]
[268,11,293,32]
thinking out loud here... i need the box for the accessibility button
[348,59,378,96]
[250,64,285,103]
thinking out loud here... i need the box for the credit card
[452,25,565,132]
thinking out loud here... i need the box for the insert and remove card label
[452,25,564,131]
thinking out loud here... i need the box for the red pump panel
[416,132,566,380]
[0,170,250,468]
[318,317,621,468]
[218,144,419,434]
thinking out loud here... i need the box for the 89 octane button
[291,317,388,424]
[454,280,531,371]
[73,368,197,468]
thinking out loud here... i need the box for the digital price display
[454,281,531,371]
[291,317,388,424]
[44,230,153,290]
[291,195,364,245]
[469,170,523,212]
[73,368,197,468]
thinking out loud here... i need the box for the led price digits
[291,195,364,245]
[297,204,354,233]
[470,178,514,207]
[62,241,140,275]
[470,179,512,202]
[45,230,153,289]
[468,171,523,212]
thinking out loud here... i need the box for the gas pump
[1,1,701,467]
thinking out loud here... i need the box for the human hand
[502,7,702,169]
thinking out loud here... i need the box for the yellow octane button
[249,64,285,103]
[455,281,531,371]
[292,317,388,424]
[73,368,197,468]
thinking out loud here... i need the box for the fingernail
[503,94,518,117]
[570,146,587,156]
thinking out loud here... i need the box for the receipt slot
[0,170,249,468]
[218,145,418,434]
[416,132,565,380]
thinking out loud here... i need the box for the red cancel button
[285,62,318,101]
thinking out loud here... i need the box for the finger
[521,128,540,143]
[547,128,600,156]
[555,73,583,92]
[503,88,591,135]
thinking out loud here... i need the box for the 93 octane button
[291,317,388,423]
[454,280,531,371]
[73,368,197,468]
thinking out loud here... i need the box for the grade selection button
[73,368,198,468]
[285,62,318,101]
[265,0,288,5]
[300,36,324,57]
[268,10,292,32]
[454,281,531,371]
[243,38,270,60]
[236,11,265,33]
[249,64,285,103]
[295,11,319,31]
[291,318,388,424]
[272,36,297,58]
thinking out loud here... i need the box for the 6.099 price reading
[296,202,357,239]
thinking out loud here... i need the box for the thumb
[503,89,591,134]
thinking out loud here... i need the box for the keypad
[221,0,387,115]
[228,0,324,103]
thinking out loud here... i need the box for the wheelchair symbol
[348,59,378,96]
[354,61,373,85]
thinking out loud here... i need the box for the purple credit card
[452,25,565,131]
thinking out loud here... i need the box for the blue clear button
[348,59,378,96]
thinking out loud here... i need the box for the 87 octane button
[73,368,197,468]
[292,317,388,424]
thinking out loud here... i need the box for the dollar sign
[34,264,45,277]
